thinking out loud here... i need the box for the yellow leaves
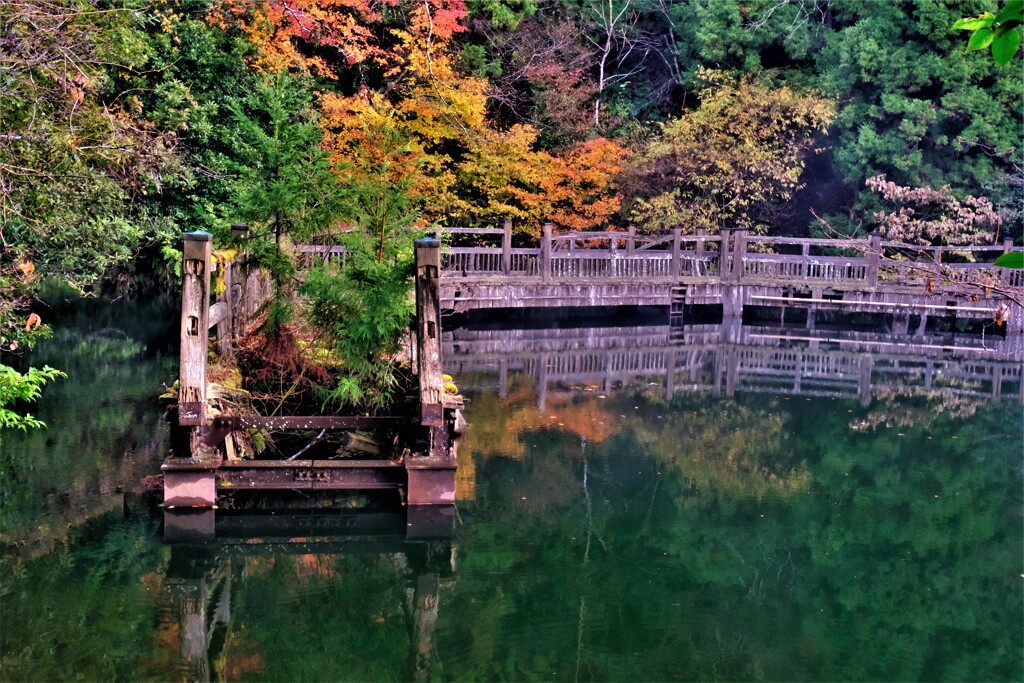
[628,70,835,234]
[211,249,239,296]
[15,259,35,282]
[438,127,628,232]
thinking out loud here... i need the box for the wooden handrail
[294,229,1023,292]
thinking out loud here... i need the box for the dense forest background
[1,0,1021,415]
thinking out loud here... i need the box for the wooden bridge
[443,320,1023,409]
[415,224,1024,336]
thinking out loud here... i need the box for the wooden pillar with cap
[179,231,212,427]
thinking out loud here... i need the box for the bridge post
[502,219,512,275]
[498,358,509,399]
[671,227,682,278]
[627,225,636,254]
[867,233,881,288]
[719,228,732,281]
[664,349,676,401]
[1003,237,1014,253]
[408,237,458,506]
[733,229,748,282]
[541,223,553,281]
[179,232,212,427]
[695,228,706,262]
[537,353,548,411]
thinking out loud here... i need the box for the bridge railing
[295,224,1021,291]
[429,224,1021,290]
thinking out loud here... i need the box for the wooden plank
[209,415,410,430]
[218,459,403,468]
[434,227,505,234]
[208,301,229,329]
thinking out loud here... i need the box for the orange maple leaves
[212,0,388,76]
[445,125,629,233]
[215,0,628,231]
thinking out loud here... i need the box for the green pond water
[1,299,1021,682]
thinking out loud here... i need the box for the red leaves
[213,0,384,76]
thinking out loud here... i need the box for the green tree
[0,0,182,292]
[0,365,65,431]
[301,121,422,410]
[817,0,1022,193]
[226,70,349,332]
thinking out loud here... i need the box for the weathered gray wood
[415,238,445,427]
[209,415,408,431]
[219,259,235,356]
[502,219,512,275]
[734,229,748,282]
[541,223,552,282]
[337,431,382,456]
[208,301,229,329]
[671,227,682,278]
[179,232,212,426]
[866,233,881,287]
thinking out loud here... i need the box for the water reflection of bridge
[443,322,1023,408]
[161,507,454,682]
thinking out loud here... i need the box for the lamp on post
[231,223,249,239]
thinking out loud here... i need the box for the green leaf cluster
[0,365,65,431]
[954,0,1023,66]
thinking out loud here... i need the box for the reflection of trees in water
[854,384,986,432]
[208,549,446,681]
[1,298,175,549]
[636,395,811,503]
[446,392,1021,681]
[0,518,167,681]
[459,373,623,460]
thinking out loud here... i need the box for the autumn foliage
[210,0,386,75]
[625,70,835,234]
[866,175,1003,247]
